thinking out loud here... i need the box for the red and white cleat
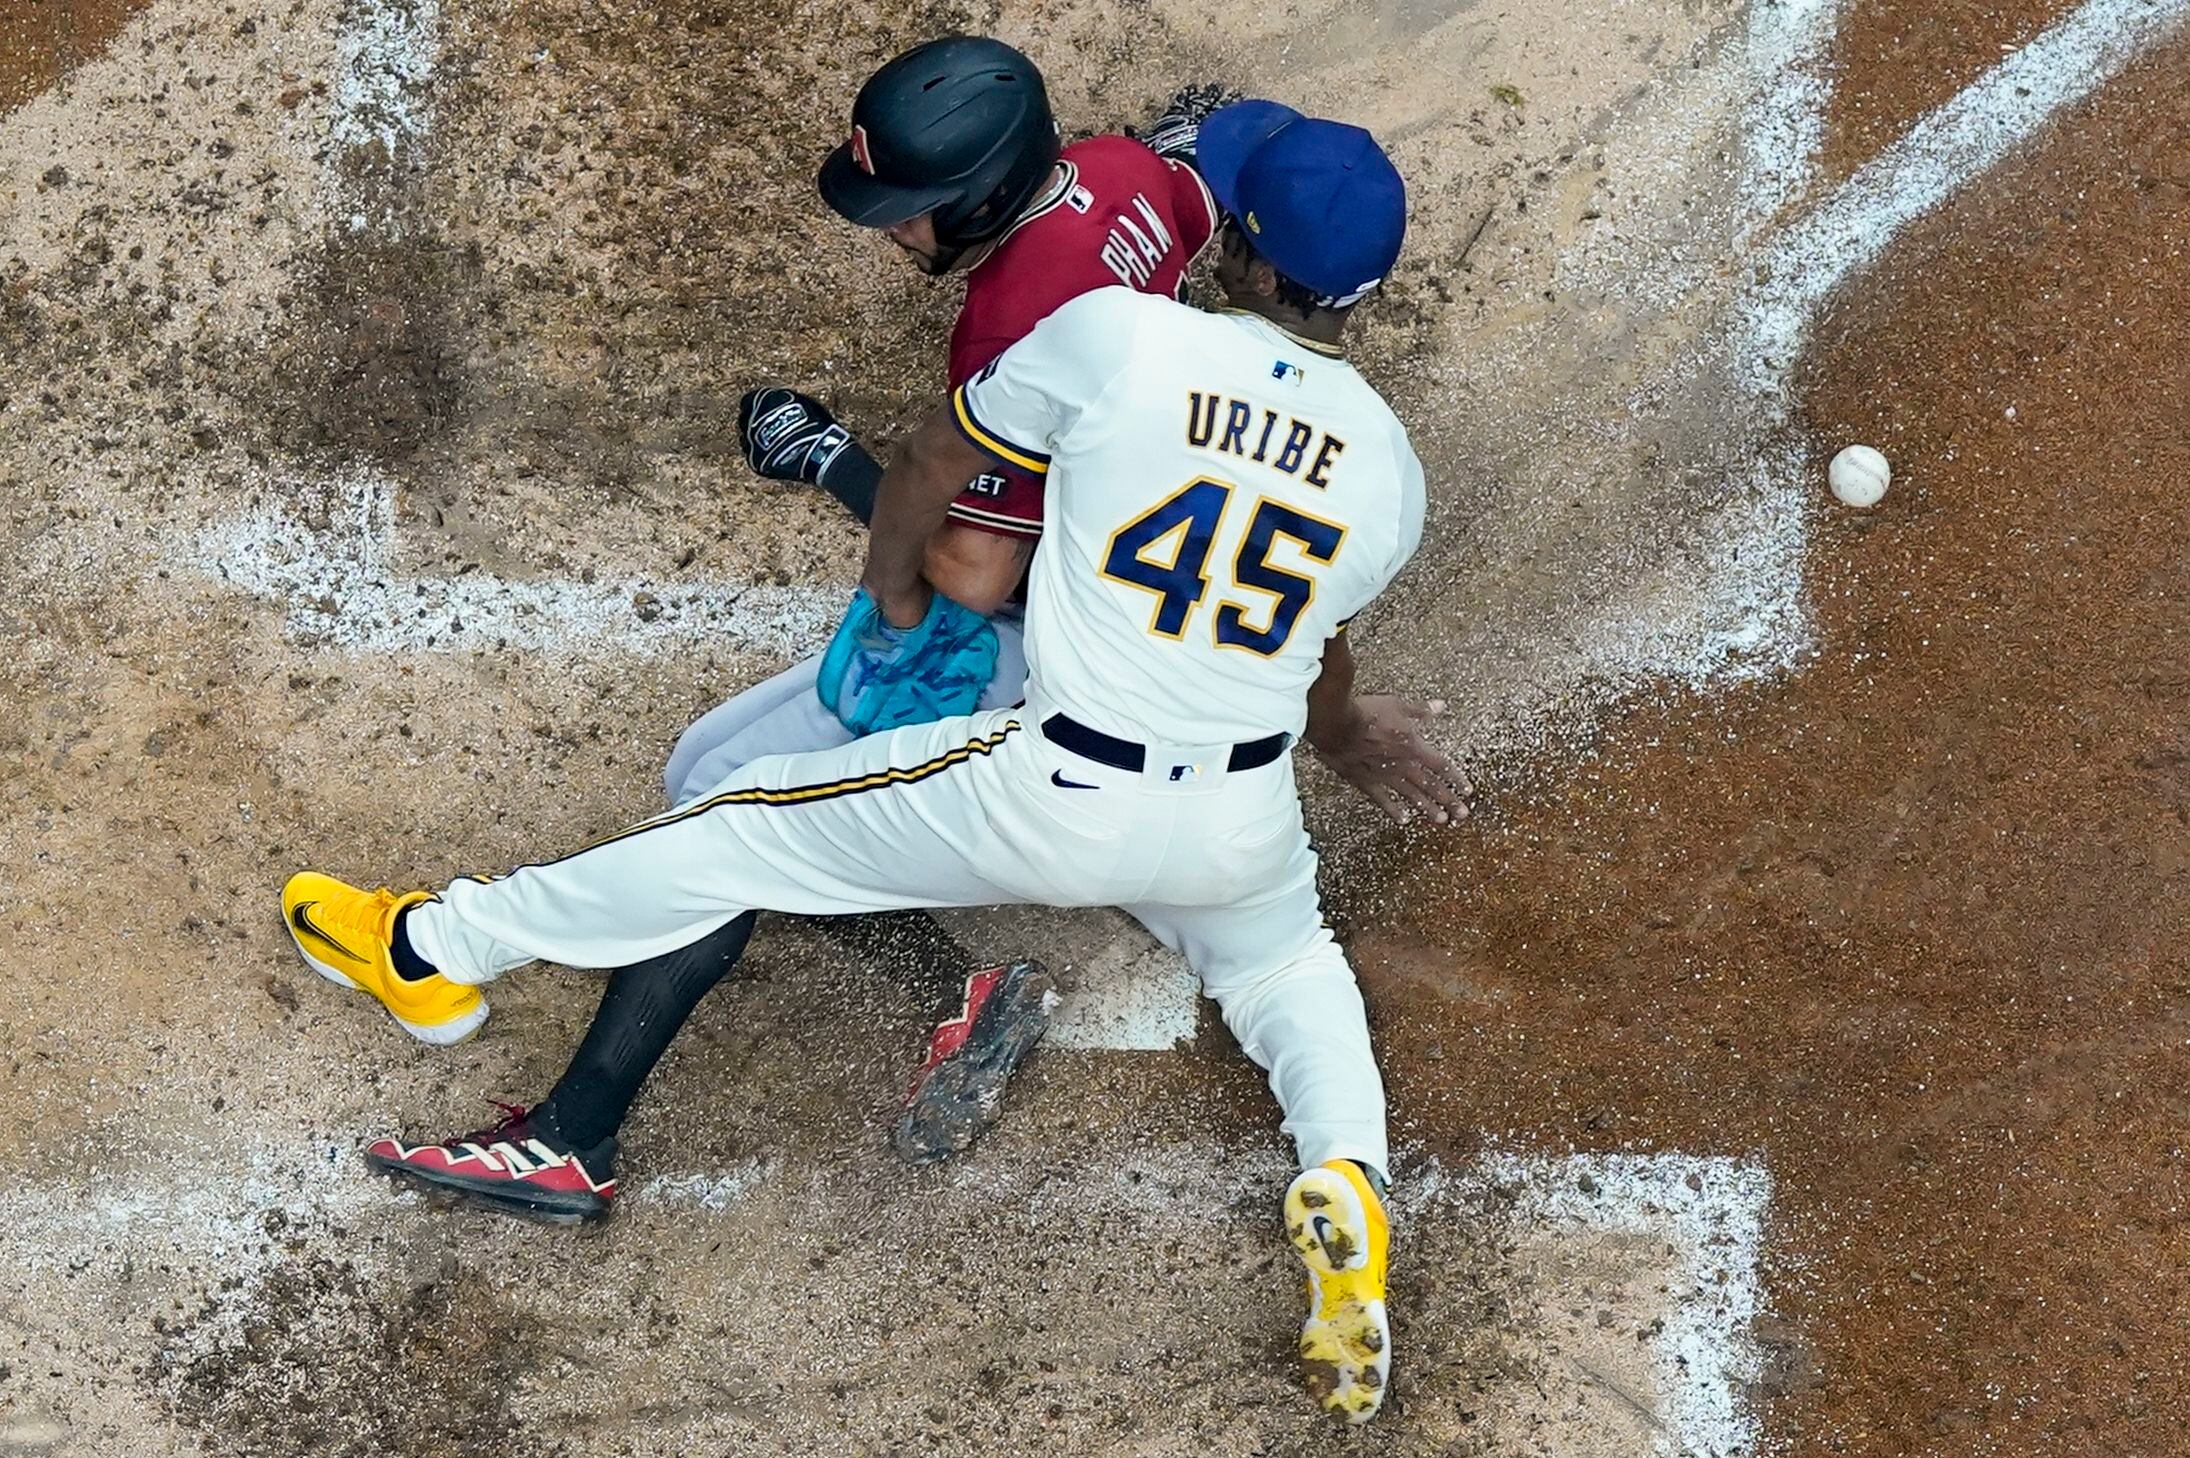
[892,960,1057,1164]
[365,1102,617,1224]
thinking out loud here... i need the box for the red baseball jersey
[944,134,1218,539]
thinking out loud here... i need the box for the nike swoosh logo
[1050,769,1098,790]
[290,901,364,964]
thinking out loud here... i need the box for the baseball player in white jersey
[282,107,1459,1422]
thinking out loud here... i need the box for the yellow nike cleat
[1284,1159,1392,1423]
[280,872,486,1046]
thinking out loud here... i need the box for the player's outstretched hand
[1132,83,1243,166]
[1314,695,1472,826]
[739,386,853,486]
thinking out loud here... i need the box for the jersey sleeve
[1332,438,1427,635]
[952,287,1146,475]
[1387,443,1428,582]
[1165,157,1220,260]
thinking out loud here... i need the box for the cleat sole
[893,960,1056,1164]
[366,1151,610,1224]
[1285,1166,1392,1424]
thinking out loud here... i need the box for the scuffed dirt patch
[156,1255,556,1458]
[256,226,481,467]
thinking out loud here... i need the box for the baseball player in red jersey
[738,39,1222,613]
[680,45,1228,793]
[927,130,1217,542]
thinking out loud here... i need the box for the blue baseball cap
[1194,100,1406,305]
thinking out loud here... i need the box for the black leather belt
[1042,713,1289,773]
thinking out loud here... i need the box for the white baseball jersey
[953,287,1426,745]
[402,288,1428,1185]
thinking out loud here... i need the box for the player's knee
[923,524,1030,617]
[662,731,706,805]
[1211,951,1367,1058]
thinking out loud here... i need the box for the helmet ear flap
[931,114,1061,249]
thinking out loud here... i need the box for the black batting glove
[739,387,854,486]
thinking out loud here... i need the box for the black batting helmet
[817,36,1060,250]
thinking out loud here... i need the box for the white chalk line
[326,0,441,234]
[1459,1150,1774,1458]
[1,1139,1767,1457]
[1743,0,2190,390]
[1481,0,1840,712]
[1620,0,1840,699]
[197,467,838,657]
[330,0,437,153]
[630,1158,771,1212]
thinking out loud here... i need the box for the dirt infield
[0,0,146,111]
[4,0,2187,1454]
[1821,0,2081,170]
[1374,19,2190,1454]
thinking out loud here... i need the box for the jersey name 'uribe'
[1187,390,1347,489]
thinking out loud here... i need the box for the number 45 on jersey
[1102,477,1345,656]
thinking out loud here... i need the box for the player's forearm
[923,527,1033,618]
[1304,634,1362,750]
[862,403,997,627]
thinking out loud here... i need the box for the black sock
[534,912,757,1151]
[390,906,439,981]
[816,441,882,526]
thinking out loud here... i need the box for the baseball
[1829,444,1891,508]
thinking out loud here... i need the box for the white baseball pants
[405,701,1387,1176]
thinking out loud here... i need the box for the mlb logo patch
[1066,185,1095,214]
[1272,359,1304,385]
